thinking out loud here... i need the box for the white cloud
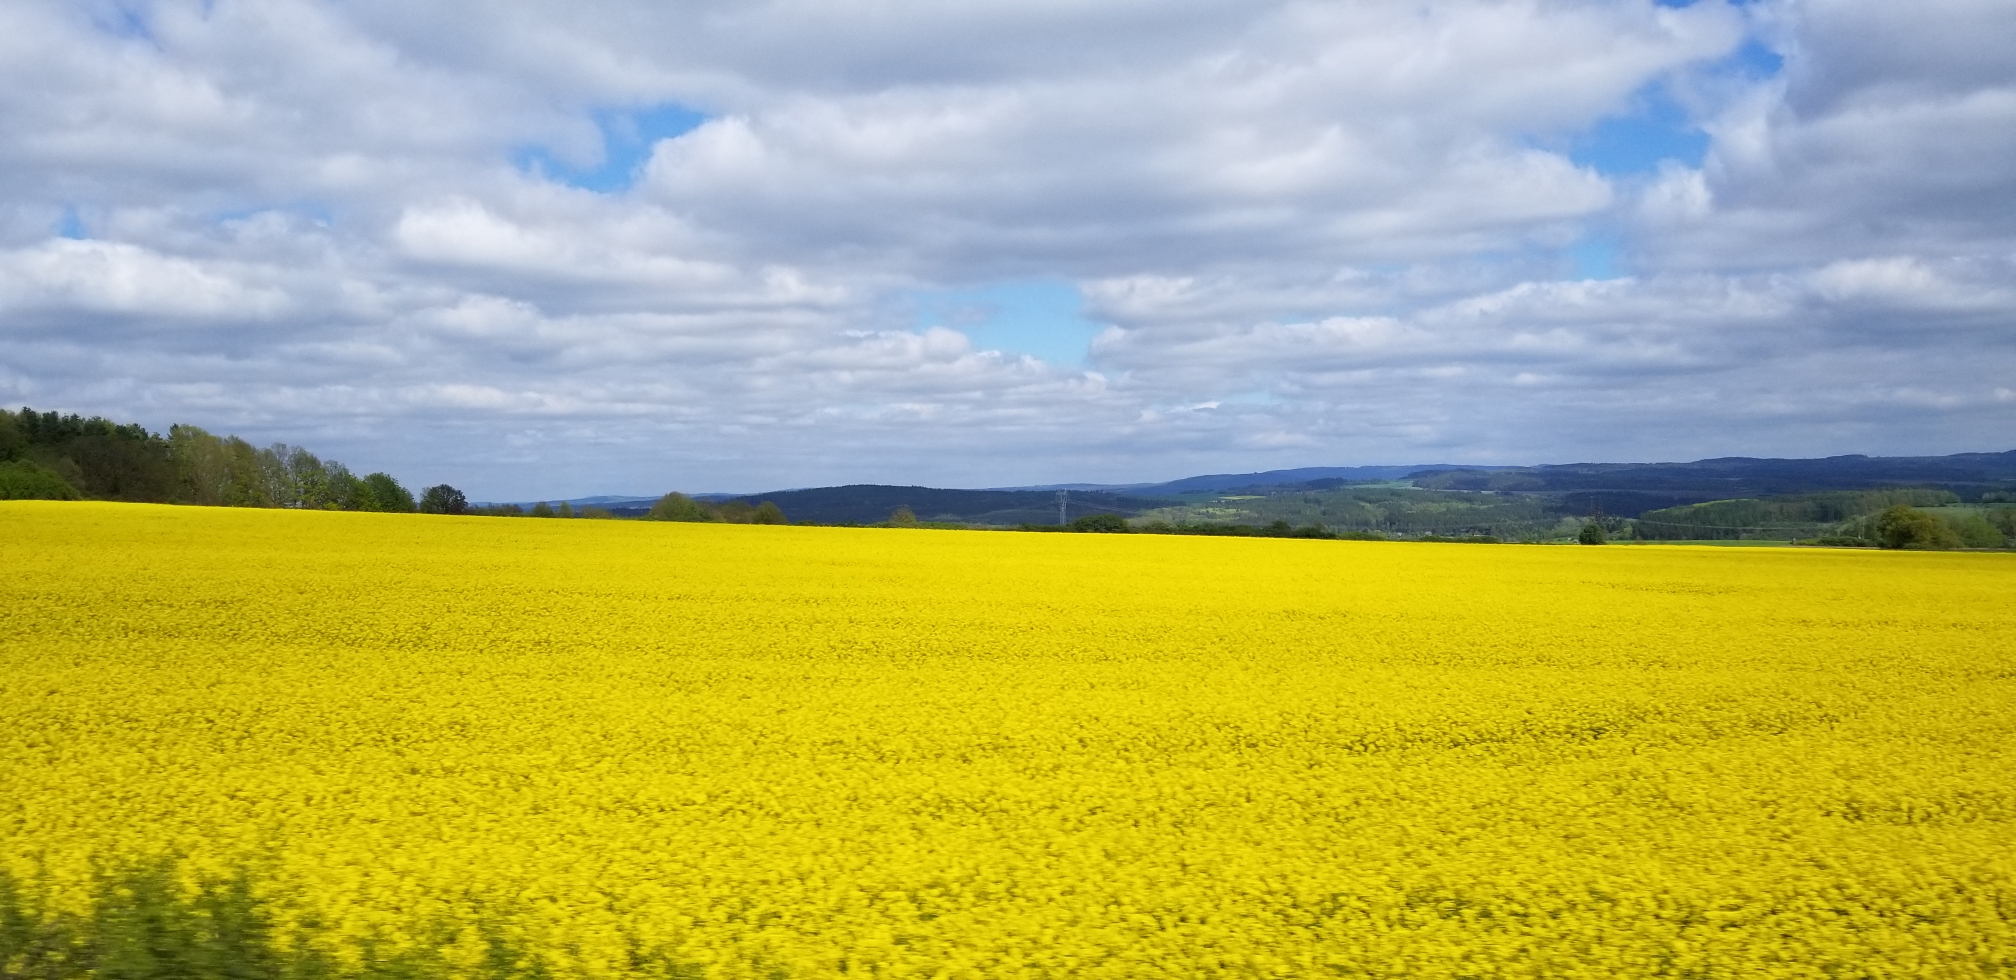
[0,239,289,318]
[0,0,2009,498]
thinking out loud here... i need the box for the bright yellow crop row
[2,501,2013,978]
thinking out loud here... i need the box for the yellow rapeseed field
[2,500,2013,979]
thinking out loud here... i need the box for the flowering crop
[2,501,2012,978]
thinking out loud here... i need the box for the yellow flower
[1,500,2011,978]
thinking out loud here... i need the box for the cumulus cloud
[0,0,2010,497]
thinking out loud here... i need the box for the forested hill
[1128,464,1517,495]
[715,485,1168,526]
[1413,451,2016,497]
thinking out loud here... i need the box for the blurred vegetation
[0,860,704,980]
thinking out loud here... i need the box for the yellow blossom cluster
[1,500,2012,978]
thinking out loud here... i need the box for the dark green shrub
[1872,505,1960,550]
[0,459,81,500]
[418,484,467,515]
[648,492,716,522]
[1071,513,1131,533]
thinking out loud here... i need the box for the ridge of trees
[1632,489,1959,541]
[0,407,422,512]
[646,492,786,524]
[1413,450,2016,495]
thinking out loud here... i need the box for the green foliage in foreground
[1,862,330,980]
[0,863,705,980]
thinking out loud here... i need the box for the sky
[2,0,2012,499]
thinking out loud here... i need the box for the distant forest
[0,407,788,523]
[0,407,426,511]
[6,405,2012,548]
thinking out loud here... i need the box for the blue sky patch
[1565,236,1621,281]
[912,280,1105,366]
[1569,84,1709,176]
[56,208,87,239]
[1568,29,1784,178]
[212,203,335,227]
[90,4,154,41]
[515,105,707,193]
[1726,38,1785,78]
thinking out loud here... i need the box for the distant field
[3,502,2013,979]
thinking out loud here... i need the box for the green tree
[1942,512,2007,548]
[254,444,296,506]
[557,501,575,518]
[0,410,24,461]
[530,501,555,518]
[0,460,81,500]
[168,424,230,505]
[326,462,370,510]
[11,408,175,502]
[1578,521,1608,545]
[361,472,416,512]
[888,505,919,527]
[751,501,786,524]
[1871,505,1960,550]
[220,436,272,506]
[1072,513,1130,533]
[649,492,717,522]
[419,484,468,515]
[1991,507,2016,539]
[286,447,333,508]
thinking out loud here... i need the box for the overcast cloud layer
[2,0,2011,497]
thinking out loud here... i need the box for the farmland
[2,501,2013,978]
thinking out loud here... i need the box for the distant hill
[719,484,1169,526]
[1134,464,1518,495]
[1415,452,2016,499]
[996,464,1520,495]
[576,450,2016,524]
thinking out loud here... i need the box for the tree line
[0,407,439,512]
[1635,489,2013,548]
[9,405,2004,547]
[0,408,801,524]
[1632,488,1960,541]
[645,493,787,524]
